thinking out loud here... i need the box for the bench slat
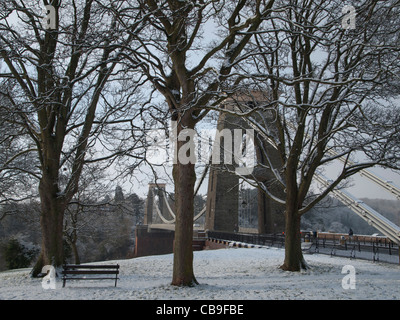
[63,277,119,281]
[62,264,120,288]
[63,264,119,269]
[63,270,119,275]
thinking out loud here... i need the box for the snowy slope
[0,247,399,300]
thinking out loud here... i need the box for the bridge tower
[144,183,174,225]
[204,103,241,233]
[136,183,175,258]
[205,91,285,234]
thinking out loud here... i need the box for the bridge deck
[149,224,205,231]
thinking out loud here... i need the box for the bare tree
[0,0,144,275]
[116,0,276,286]
[63,163,111,264]
[234,0,400,271]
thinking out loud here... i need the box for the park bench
[62,264,119,288]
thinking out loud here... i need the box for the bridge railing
[313,232,399,264]
[207,231,400,264]
[315,173,400,246]
[207,231,285,248]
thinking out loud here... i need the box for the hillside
[301,197,400,235]
[0,247,399,300]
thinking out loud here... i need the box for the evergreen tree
[4,238,38,270]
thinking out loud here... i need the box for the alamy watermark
[38,2,356,171]
[342,5,356,30]
[40,263,357,291]
[42,4,356,31]
[147,121,256,174]
[42,5,56,30]
[341,265,356,290]
[41,265,56,290]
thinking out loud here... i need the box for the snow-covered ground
[0,246,399,300]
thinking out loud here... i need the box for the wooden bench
[62,264,119,288]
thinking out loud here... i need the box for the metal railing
[207,231,400,264]
[315,173,400,246]
[312,233,399,264]
[207,231,285,248]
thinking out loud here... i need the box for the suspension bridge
[133,93,400,263]
[134,167,400,263]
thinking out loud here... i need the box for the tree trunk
[281,206,307,271]
[258,188,269,234]
[171,115,198,286]
[70,223,80,265]
[31,177,65,277]
[71,241,80,265]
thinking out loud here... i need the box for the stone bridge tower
[144,183,174,225]
[205,91,285,234]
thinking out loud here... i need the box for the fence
[207,231,400,264]
[312,232,399,264]
[208,231,285,248]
